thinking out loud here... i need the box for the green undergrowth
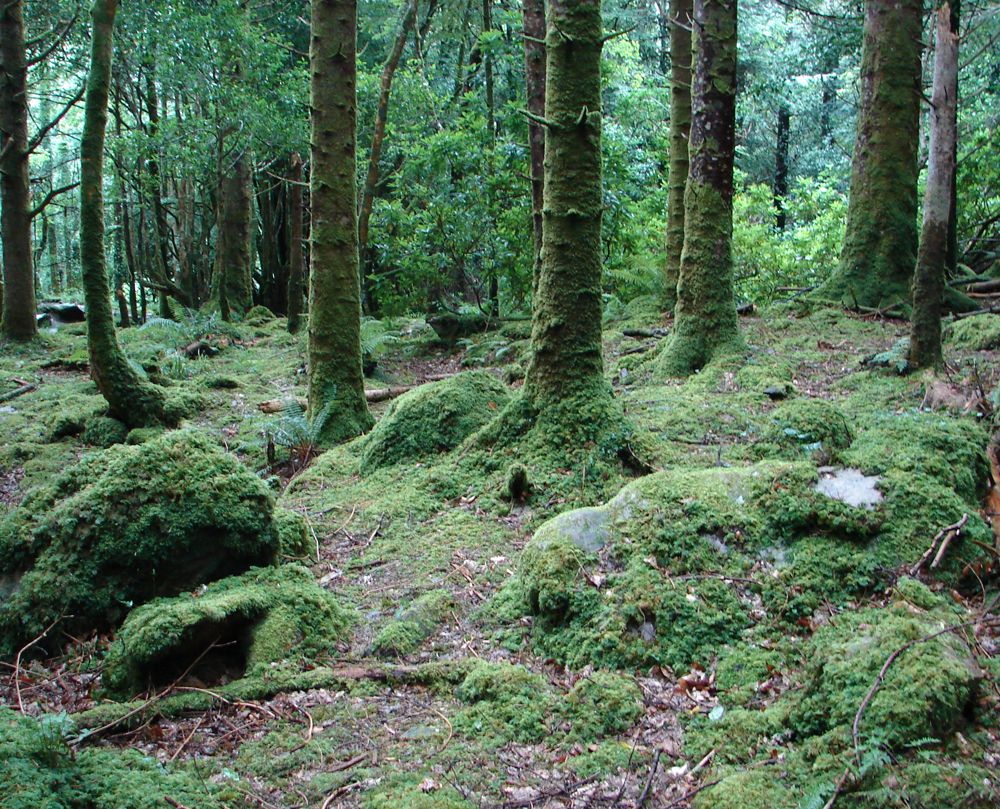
[102,564,354,696]
[372,588,454,657]
[0,430,305,651]
[944,313,1000,351]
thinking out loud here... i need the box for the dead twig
[636,749,661,808]
[909,513,969,575]
[167,716,204,763]
[14,617,63,714]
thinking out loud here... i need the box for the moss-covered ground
[1,304,998,807]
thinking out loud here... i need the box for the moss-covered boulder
[102,565,354,695]
[371,588,453,657]
[944,313,1000,351]
[81,415,128,448]
[0,431,287,651]
[361,371,510,470]
[760,398,853,461]
[454,661,555,745]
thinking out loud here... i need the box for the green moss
[81,415,128,447]
[243,305,276,325]
[46,398,106,441]
[759,398,853,462]
[102,564,354,695]
[124,426,166,445]
[735,360,796,398]
[564,671,643,741]
[366,782,472,809]
[0,431,284,651]
[273,507,312,558]
[361,371,511,470]
[202,374,241,389]
[567,739,637,779]
[371,588,454,657]
[454,661,556,745]
[943,313,1000,351]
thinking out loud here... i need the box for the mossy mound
[735,360,796,398]
[0,708,231,808]
[563,671,643,741]
[45,398,107,441]
[102,564,354,695]
[759,398,853,462]
[361,371,510,470]
[944,313,1000,351]
[371,588,453,657]
[0,431,285,651]
[243,304,276,325]
[81,415,128,448]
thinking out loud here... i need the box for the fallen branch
[0,383,37,403]
[909,513,968,575]
[14,618,63,714]
[258,373,460,412]
[637,749,662,808]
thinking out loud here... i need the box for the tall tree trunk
[80,0,168,426]
[143,65,176,316]
[358,0,417,311]
[774,102,790,231]
[818,0,922,308]
[215,148,254,319]
[910,4,958,370]
[308,0,373,444]
[658,0,740,376]
[521,0,605,408]
[945,0,960,275]
[483,0,499,317]
[286,152,305,333]
[662,0,692,314]
[522,0,546,293]
[0,0,37,339]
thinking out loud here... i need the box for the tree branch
[29,181,79,219]
[25,14,79,67]
[27,83,85,153]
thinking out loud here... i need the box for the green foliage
[360,371,511,470]
[102,564,354,695]
[944,314,1000,351]
[80,415,128,448]
[758,398,853,463]
[371,588,454,657]
[265,395,334,472]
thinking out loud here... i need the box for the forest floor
[1,298,999,808]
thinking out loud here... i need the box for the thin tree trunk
[215,148,254,318]
[358,0,417,310]
[774,102,790,231]
[819,0,922,308]
[662,0,692,314]
[308,0,373,443]
[483,0,499,317]
[143,64,175,316]
[910,4,958,369]
[522,0,546,293]
[0,0,37,339]
[658,0,741,376]
[945,0,960,275]
[80,0,168,426]
[286,152,305,333]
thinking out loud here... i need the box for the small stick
[14,618,62,714]
[167,716,204,763]
[163,798,191,809]
[931,513,968,568]
[821,766,854,809]
[637,749,661,808]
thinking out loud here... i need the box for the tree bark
[945,0,960,275]
[215,147,254,319]
[143,64,176,317]
[80,0,168,426]
[521,0,605,407]
[286,152,305,333]
[774,102,790,230]
[522,0,546,292]
[659,0,741,376]
[910,4,958,370]
[358,0,417,311]
[662,0,692,314]
[0,0,37,339]
[818,0,922,309]
[308,0,373,444]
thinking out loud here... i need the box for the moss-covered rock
[564,671,643,741]
[760,398,853,462]
[0,431,286,651]
[454,661,556,745]
[371,588,453,657]
[102,564,354,695]
[124,426,166,445]
[243,304,276,325]
[361,371,510,470]
[944,313,1000,351]
[81,415,128,448]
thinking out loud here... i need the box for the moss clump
[735,361,796,398]
[0,431,285,651]
[759,398,853,462]
[81,415,128,447]
[45,399,106,441]
[0,708,231,809]
[793,599,979,748]
[243,304,276,325]
[371,588,453,657]
[124,426,165,445]
[273,508,312,559]
[564,671,643,741]
[454,661,556,744]
[103,564,353,695]
[944,313,1000,351]
[361,371,510,470]
[202,374,241,389]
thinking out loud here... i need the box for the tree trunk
[521,0,605,408]
[143,65,176,316]
[909,4,958,370]
[662,0,692,314]
[818,0,922,309]
[658,0,741,376]
[522,0,546,292]
[308,0,373,444]
[774,102,790,231]
[286,152,305,333]
[0,0,37,340]
[358,0,417,311]
[80,0,168,426]
[215,148,254,319]
[945,0,960,276]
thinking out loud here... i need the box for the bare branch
[29,181,79,219]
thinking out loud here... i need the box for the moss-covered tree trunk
[817,0,922,308]
[286,151,305,333]
[910,4,958,369]
[522,0,546,291]
[80,0,169,427]
[215,148,254,319]
[308,0,373,444]
[0,0,37,340]
[774,102,790,231]
[521,0,606,410]
[658,0,741,377]
[662,0,692,314]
